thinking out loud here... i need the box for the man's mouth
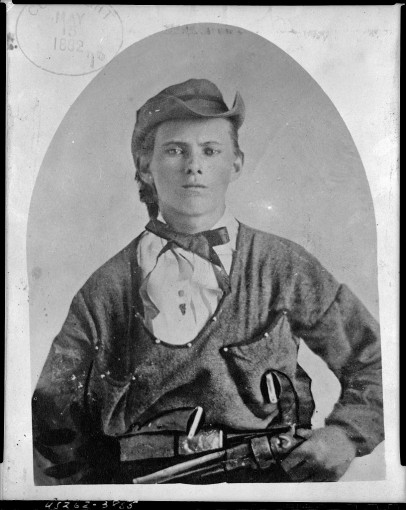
[182,184,207,189]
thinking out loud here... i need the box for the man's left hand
[280,425,357,482]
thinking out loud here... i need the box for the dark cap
[131,78,245,153]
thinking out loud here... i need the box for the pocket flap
[221,312,298,377]
[220,312,299,421]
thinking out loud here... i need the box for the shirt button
[155,338,161,344]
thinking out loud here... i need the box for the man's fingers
[284,459,320,482]
[300,466,338,482]
[283,456,344,482]
[280,448,307,472]
[279,426,356,482]
[280,436,314,470]
[284,458,336,482]
[295,428,313,440]
[280,439,322,482]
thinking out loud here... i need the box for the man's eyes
[166,147,184,155]
[164,147,220,156]
[203,147,220,156]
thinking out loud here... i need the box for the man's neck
[160,207,226,234]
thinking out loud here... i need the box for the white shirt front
[137,210,238,345]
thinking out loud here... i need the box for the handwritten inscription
[165,25,244,35]
[44,502,136,510]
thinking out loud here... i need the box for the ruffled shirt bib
[136,210,238,345]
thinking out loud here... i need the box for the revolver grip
[269,429,306,461]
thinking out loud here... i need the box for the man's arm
[283,283,383,481]
[32,253,135,484]
[32,288,119,484]
[32,242,138,484]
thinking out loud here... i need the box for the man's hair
[132,119,244,219]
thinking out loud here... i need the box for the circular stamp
[16,5,123,76]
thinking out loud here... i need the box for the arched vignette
[27,24,380,482]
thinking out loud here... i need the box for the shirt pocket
[220,311,300,423]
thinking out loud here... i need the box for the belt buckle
[178,428,224,456]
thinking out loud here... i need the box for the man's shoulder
[79,234,143,297]
[238,222,323,268]
[237,222,340,321]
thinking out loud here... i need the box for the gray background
[27,23,379,463]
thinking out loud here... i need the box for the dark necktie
[145,219,231,294]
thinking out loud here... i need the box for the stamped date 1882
[16,5,123,76]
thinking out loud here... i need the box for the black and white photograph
[4,4,402,503]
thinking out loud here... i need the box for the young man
[32,79,384,485]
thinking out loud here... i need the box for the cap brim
[132,91,245,150]
[165,91,245,128]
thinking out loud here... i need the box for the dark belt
[118,425,302,484]
[119,428,224,462]
[119,424,297,464]
[119,400,298,464]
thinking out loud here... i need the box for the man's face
[143,118,243,222]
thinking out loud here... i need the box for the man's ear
[137,157,154,185]
[230,152,244,182]
[139,170,154,185]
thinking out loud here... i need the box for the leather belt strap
[119,428,224,462]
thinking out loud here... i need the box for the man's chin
[170,200,217,218]
[161,202,225,227]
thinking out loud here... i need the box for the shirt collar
[156,208,239,252]
[211,209,238,251]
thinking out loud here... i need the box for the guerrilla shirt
[32,223,384,485]
[136,210,238,344]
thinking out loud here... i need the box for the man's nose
[185,152,203,175]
